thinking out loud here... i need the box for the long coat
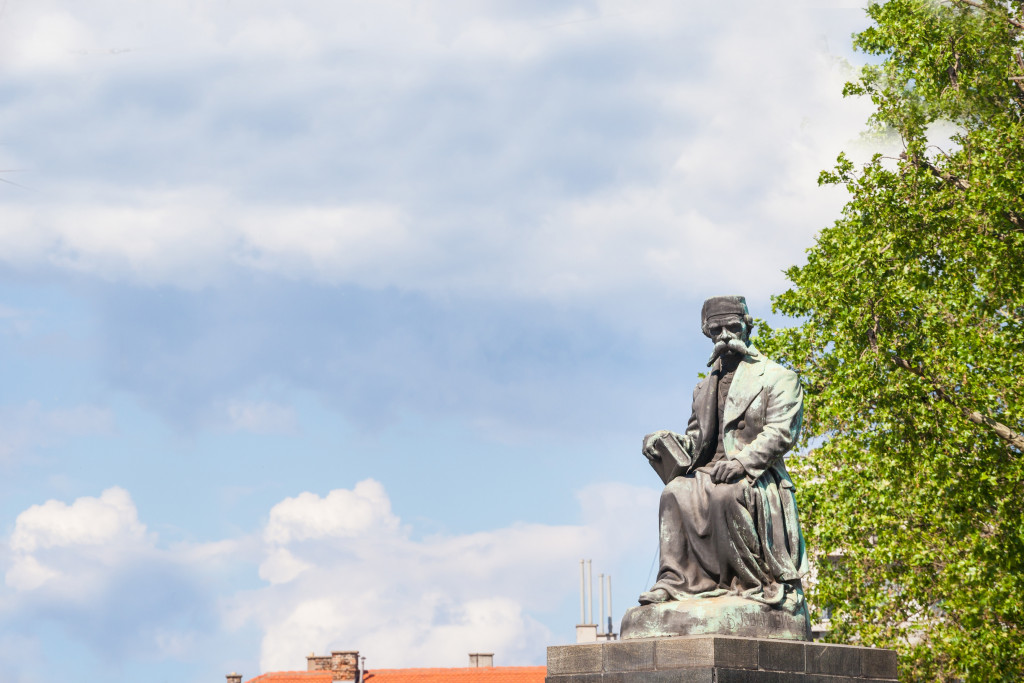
[650,346,808,603]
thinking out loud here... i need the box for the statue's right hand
[642,431,665,460]
[643,431,694,485]
[710,459,746,484]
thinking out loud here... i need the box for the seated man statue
[623,295,809,639]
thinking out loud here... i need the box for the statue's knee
[709,480,744,506]
[661,475,691,503]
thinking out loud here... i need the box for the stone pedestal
[546,635,898,682]
[621,595,811,641]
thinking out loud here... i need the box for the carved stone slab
[546,635,898,682]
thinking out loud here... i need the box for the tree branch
[901,153,1024,229]
[889,354,1024,451]
[900,153,970,190]
[951,0,1024,30]
[1013,51,1024,100]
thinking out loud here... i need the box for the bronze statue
[621,295,810,640]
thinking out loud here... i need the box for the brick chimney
[226,673,242,683]
[307,650,360,681]
[308,653,332,672]
[469,653,494,667]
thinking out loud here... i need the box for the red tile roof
[245,673,333,683]
[364,666,547,683]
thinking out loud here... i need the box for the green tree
[756,1,1024,680]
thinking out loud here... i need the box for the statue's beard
[706,337,749,367]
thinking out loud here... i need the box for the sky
[0,1,877,682]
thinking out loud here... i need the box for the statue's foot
[638,588,671,605]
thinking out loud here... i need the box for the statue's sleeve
[733,368,803,480]
[684,380,703,446]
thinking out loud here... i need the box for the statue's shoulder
[749,348,799,384]
[763,356,794,377]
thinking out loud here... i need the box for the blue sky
[0,1,875,681]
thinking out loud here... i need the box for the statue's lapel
[723,351,766,426]
[695,366,719,459]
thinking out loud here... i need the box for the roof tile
[364,666,547,683]
[245,672,334,683]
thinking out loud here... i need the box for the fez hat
[701,295,750,336]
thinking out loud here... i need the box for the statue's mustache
[706,337,748,367]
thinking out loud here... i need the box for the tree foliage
[755,1,1024,680]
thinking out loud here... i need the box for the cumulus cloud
[1,487,238,670]
[9,486,145,555]
[6,487,149,590]
[263,480,400,546]
[227,478,658,671]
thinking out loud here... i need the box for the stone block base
[546,635,897,682]
[620,595,811,641]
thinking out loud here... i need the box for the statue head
[701,295,754,366]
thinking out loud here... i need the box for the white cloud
[0,0,875,311]
[9,486,145,553]
[6,487,148,590]
[0,196,417,289]
[259,595,545,673]
[0,7,93,72]
[263,479,400,545]
[1,486,240,670]
[259,548,312,585]
[4,555,61,592]
[232,478,657,672]
[234,205,421,285]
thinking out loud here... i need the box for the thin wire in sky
[644,540,658,591]
[0,170,33,191]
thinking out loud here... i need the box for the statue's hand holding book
[642,430,694,485]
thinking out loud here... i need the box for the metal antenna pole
[607,575,614,636]
[579,560,585,624]
[587,559,593,624]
